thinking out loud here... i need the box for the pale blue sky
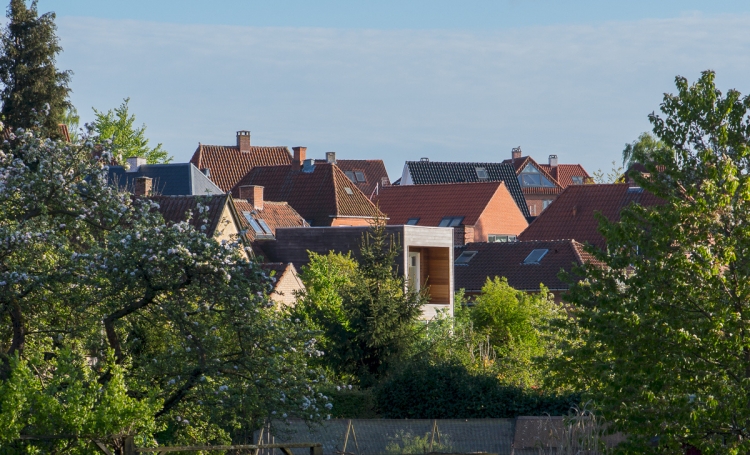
[36,1,750,178]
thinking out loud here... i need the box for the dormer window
[518,164,555,188]
[475,167,488,180]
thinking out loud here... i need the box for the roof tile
[190,144,292,192]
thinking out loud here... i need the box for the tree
[553,71,750,453]
[0,116,325,450]
[470,278,563,387]
[0,0,71,138]
[92,98,171,164]
[591,161,625,184]
[621,131,664,167]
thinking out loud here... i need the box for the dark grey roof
[404,161,530,218]
[108,163,223,196]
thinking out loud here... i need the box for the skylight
[344,187,354,195]
[355,171,366,182]
[475,167,488,180]
[344,171,357,182]
[523,249,549,264]
[257,219,273,235]
[242,211,265,235]
[406,218,420,225]
[438,216,464,227]
[455,251,477,264]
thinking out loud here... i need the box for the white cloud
[57,14,750,176]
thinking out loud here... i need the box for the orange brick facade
[330,217,375,227]
[471,184,529,243]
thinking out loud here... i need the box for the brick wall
[472,183,529,242]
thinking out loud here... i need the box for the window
[475,167,488,180]
[354,171,366,182]
[242,211,265,235]
[408,252,421,291]
[488,234,517,243]
[406,218,420,225]
[257,219,273,235]
[518,164,555,187]
[438,216,464,227]
[542,199,553,210]
[344,187,354,195]
[455,251,477,264]
[344,171,357,182]
[523,249,549,264]
[571,176,583,185]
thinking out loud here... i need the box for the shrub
[375,362,579,419]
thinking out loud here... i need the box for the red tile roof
[149,194,233,236]
[374,181,512,226]
[504,156,591,189]
[455,239,595,292]
[231,162,383,226]
[518,184,663,249]
[232,199,308,241]
[190,144,292,192]
[317,158,390,198]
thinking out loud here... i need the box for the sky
[39,1,750,179]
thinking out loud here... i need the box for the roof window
[475,167,488,180]
[354,171,366,182]
[571,176,583,185]
[523,249,549,264]
[438,216,464,227]
[344,187,354,195]
[344,171,357,182]
[455,251,477,264]
[242,211,273,238]
[406,218,420,225]
[257,219,273,235]
[627,186,643,193]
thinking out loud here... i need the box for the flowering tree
[0,117,327,452]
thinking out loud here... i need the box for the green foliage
[592,160,625,184]
[62,105,80,142]
[323,387,378,418]
[621,131,665,167]
[293,220,428,386]
[553,71,750,453]
[375,362,579,419]
[384,430,453,454]
[0,348,160,454]
[92,98,171,164]
[0,0,71,138]
[0,118,325,448]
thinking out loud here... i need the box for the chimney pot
[237,130,251,152]
[239,185,264,211]
[549,154,558,168]
[511,147,522,160]
[126,156,146,172]
[420,157,429,162]
[326,152,336,164]
[134,176,152,197]
[292,147,307,171]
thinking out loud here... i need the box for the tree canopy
[92,98,171,164]
[554,70,750,453]
[0,0,71,138]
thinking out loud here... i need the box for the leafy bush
[325,387,379,418]
[375,362,579,419]
[385,430,453,454]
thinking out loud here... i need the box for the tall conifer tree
[0,0,70,138]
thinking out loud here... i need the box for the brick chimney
[549,154,558,168]
[239,185,263,211]
[511,147,522,160]
[292,147,307,171]
[134,177,152,196]
[326,152,336,164]
[237,130,251,152]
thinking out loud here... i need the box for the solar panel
[523,249,549,264]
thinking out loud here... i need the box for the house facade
[375,181,528,246]
[256,225,455,320]
[502,147,591,217]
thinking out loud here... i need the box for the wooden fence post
[123,436,136,455]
